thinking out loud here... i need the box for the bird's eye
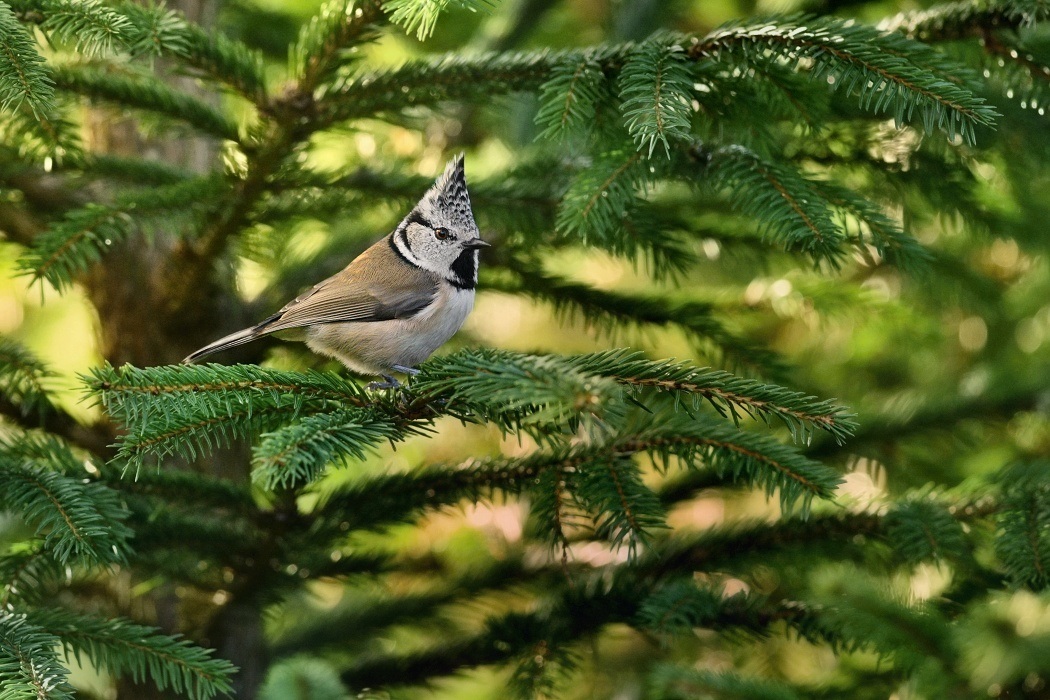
[434,228,451,240]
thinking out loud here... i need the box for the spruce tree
[0,0,1048,698]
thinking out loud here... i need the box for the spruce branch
[689,15,998,144]
[35,0,132,57]
[331,16,994,145]
[995,461,1050,590]
[51,64,240,141]
[0,609,72,699]
[881,0,1050,42]
[19,176,222,290]
[616,407,841,510]
[884,499,972,565]
[252,408,406,489]
[486,263,786,375]
[12,0,267,102]
[337,575,814,692]
[0,356,114,460]
[649,665,803,700]
[117,1,265,102]
[25,607,237,700]
[414,349,622,429]
[0,337,56,417]
[0,433,131,565]
[271,560,533,657]
[564,348,856,443]
[534,57,607,141]
[185,0,383,292]
[0,545,66,606]
[813,180,931,272]
[618,40,694,157]
[810,577,959,685]
[556,148,650,243]
[386,0,492,41]
[0,1,54,116]
[291,0,383,91]
[703,145,847,265]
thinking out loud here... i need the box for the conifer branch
[0,546,65,606]
[291,0,384,92]
[11,0,268,102]
[703,145,846,265]
[0,433,131,565]
[332,16,994,145]
[995,461,1050,590]
[534,57,606,141]
[689,15,998,144]
[881,0,1050,42]
[486,263,785,375]
[0,609,72,699]
[618,40,694,157]
[385,0,493,40]
[0,337,56,417]
[186,0,383,292]
[649,666,804,700]
[252,408,405,489]
[556,149,649,243]
[25,607,237,700]
[19,176,222,290]
[564,348,856,443]
[0,1,54,116]
[51,65,240,141]
[34,0,132,58]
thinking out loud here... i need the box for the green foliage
[698,14,998,144]
[36,0,132,57]
[704,145,847,265]
[19,176,220,290]
[618,39,694,157]
[0,337,56,416]
[996,461,1050,590]
[87,362,370,466]
[27,607,236,700]
[258,658,347,700]
[0,609,73,700]
[386,0,493,41]
[0,1,54,116]
[535,57,607,142]
[884,498,971,565]
[649,666,803,700]
[252,407,403,489]
[51,65,239,140]
[0,433,130,565]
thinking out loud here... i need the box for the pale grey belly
[304,288,474,375]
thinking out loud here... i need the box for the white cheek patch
[393,223,443,275]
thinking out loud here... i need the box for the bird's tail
[182,326,261,364]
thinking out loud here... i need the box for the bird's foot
[392,365,420,376]
[366,375,401,391]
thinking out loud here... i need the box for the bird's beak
[461,238,491,250]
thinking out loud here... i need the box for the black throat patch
[449,250,477,290]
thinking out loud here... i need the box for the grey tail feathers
[182,326,260,364]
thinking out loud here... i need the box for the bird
[183,155,488,388]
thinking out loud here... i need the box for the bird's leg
[392,365,420,376]
[366,374,401,391]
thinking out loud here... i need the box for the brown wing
[256,238,438,334]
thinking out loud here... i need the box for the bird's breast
[305,285,474,374]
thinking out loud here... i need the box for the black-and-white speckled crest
[422,154,476,235]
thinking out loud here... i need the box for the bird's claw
[367,375,401,391]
